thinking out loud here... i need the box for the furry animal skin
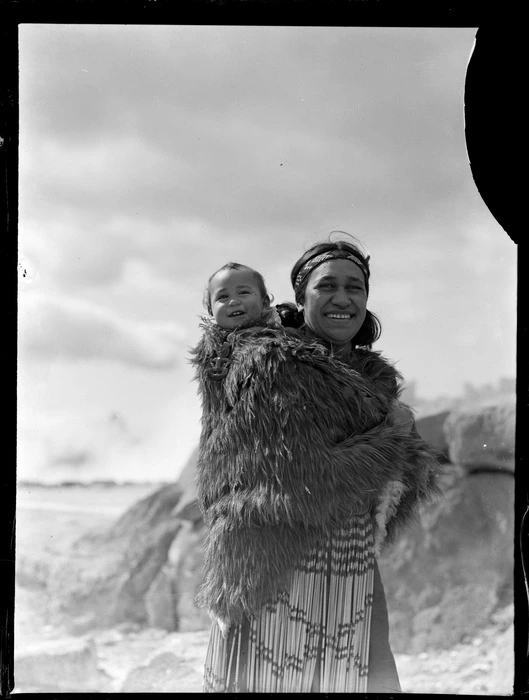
[191,318,441,625]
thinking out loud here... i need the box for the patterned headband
[294,251,370,293]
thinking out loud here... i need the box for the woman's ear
[263,295,271,310]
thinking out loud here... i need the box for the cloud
[18,24,483,309]
[19,25,477,240]
[18,215,136,291]
[372,278,430,324]
[19,290,186,369]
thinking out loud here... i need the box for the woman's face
[302,258,367,352]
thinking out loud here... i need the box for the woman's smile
[325,312,354,319]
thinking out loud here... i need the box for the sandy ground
[12,483,515,694]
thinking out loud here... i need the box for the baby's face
[209,268,269,329]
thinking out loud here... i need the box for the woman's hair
[277,234,382,348]
[203,261,272,315]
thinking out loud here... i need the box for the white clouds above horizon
[19,24,476,237]
[19,289,186,369]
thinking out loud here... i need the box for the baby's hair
[203,262,272,315]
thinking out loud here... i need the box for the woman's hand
[211,611,231,639]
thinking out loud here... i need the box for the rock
[394,617,513,694]
[443,400,515,472]
[48,483,185,632]
[14,636,111,692]
[145,566,179,631]
[167,518,210,632]
[121,649,203,692]
[104,482,183,541]
[69,612,99,635]
[172,447,199,503]
[411,584,498,651]
[414,410,450,461]
[173,497,202,524]
[379,468,514,653]
[25,451,207,636]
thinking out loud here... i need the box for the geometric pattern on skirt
[204,512,375,693]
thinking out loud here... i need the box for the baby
[204,261,277,330]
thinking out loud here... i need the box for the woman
[192,237,441,693]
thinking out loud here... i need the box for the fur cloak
[191,317,441,626]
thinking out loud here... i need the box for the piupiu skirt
[203,512,401,693]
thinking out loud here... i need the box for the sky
[17,24,517,484]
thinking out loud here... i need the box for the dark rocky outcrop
[35,454,209,636]
[378,463,514,653]
[46,483,185,633]
[414,410,451,462]
[379,398,515,652]
[144,566,179,632]
[443,400,515,473]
